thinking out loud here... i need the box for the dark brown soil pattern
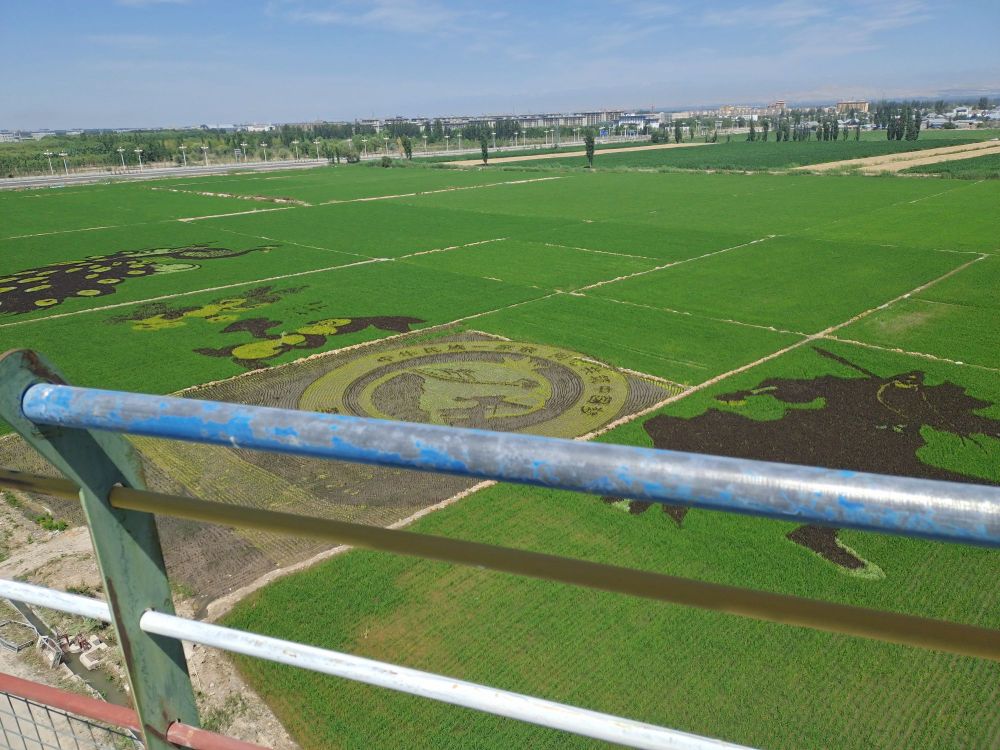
[0,245,274,315]
[602,496,689,526]
[639,347,1000,569]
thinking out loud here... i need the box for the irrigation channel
[7,599,130,706]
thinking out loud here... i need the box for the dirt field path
[794,140,1000,173]
[448,141,712,166]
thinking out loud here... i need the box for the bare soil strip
[864,144,1000,174]
[178,206,295,222]
[822,334,1000,373]
[793,140,1000,173]
[448,141,712,167]
[3,225,124,241]
[317,175,564,205]
[151,186,312,206]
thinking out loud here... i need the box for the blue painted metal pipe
[20,383,1000,547]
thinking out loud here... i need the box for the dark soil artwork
[621,347,1000,570]
[0,245,276,315]
[196,315,426,369]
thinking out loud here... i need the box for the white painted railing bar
[0,579,752,750]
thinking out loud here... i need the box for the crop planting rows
[1,154,998,749]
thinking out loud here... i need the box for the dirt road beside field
[449,141,712,166]
[794,139,1000,173]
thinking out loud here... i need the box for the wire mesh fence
[0,692,141,750]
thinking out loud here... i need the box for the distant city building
[836,100,870,114]
[0,132,16,143]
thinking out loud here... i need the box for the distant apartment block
[837,100,870,114]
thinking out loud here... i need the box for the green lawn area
[902,151,1000,179]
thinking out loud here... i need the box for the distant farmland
[0,149,997,749]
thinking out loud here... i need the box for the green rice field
[1,148,998,749]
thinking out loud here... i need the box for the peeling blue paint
[19,383,1000,548]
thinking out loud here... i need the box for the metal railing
[0,348,997,749]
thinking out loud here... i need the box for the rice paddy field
[1,145,998,749]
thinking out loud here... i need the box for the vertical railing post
[0,350,198,748]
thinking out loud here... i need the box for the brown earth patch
[0,245,275,316]
[793,140,1000,173]
[602,496,689,526]
[786,525,864,569]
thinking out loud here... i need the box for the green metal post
[0,350,198,748]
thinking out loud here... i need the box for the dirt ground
[793,139,1000,173]
[0,495,299,749]
[448,141,712,166]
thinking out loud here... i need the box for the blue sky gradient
[3,0,998,129]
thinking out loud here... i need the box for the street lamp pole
[59,152,69,175]
[458,133,463,151]
[116,148,125,170]
[444,135,449,152]
[133,148,143,172]
[260,142,267,162]
[179,145,187,167]
[313,139,321,160]
[383,136,389,155]
[292,140,300,160]
[240,142,249,162]
[491,130,496,149]
[43,151,54,175]
[423,135,428,153]
[200,145,209,167]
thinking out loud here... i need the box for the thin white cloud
[277,0,470,35]
[115,0,189,6]
[702,0,829,28]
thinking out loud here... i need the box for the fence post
[0,350,198,748]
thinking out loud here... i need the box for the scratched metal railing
[0,349,997,750]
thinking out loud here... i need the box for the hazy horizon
[3,0,998,131]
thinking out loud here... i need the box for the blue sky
[3,0,998,129]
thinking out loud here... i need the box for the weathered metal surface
[0,351,199,749]
[22,383,1000,547]
[0,672,141,732]
[140,611,752,750]
[0,672,267,750]
[0,580,750,749]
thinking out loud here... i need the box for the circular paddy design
[299,340,630,437]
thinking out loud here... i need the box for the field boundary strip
[542,242,660,261]
[2,224,124,241]
[0,237,510,331]
[177,206,296,222]
[822,335,1000,374]
[216,227,379,259]
[574,234,778,292]
[316,175,565,206]
[150,186,312,206]
[446,141,713,167]
[593,295,810,336]
[170,175,566,223]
